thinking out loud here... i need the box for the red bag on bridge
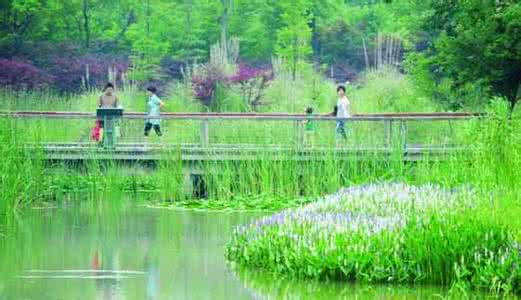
[91,121,101,142]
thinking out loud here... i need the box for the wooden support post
[103,115,115,149]
[400,120,408,150]
[295,120,304,148]
[448,120,454,144]
[384,119,393,148]
[200,119,209,147]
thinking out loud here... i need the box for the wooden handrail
[0,111,484,121]
[1,110,482,151]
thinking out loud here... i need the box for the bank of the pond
[226,183,521,296]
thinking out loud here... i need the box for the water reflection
[235,266,450,300]
[92,248,126,300]
[144,245,160,300]
[0,206,258,300]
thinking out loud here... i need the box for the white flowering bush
[226,183,521,295]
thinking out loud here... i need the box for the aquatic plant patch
[149,194,314,212]
[226,183,521,295]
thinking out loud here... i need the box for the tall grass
[0,67,460,150]
[0,118,47,221]
[2,98,519,185]
[352,68,440,113]
[0,67,439,115]
[1,98,519,207]
[1,72,519,214]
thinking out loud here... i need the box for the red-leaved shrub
[192,64,227,106]
[228,64,273,110]
[48,55,128,92]
[0,59,54,90]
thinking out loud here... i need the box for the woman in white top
[333,85,350,140]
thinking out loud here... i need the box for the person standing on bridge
[96,82,120,143]
[333,84,350,144]
[144,86,164,137]
[99,82,120,108]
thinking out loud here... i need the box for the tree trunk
[82,0,90,49]
[292,37,297,81]
[509,83,520,113]
[144,0,151,68]
[185,0,194,62]
[12,14,32,55]
[220,0,230,62]
[114,9,136,42]
[310,14,320,63]
[146,0,151,36]
[373,33,378,70]
[362,37,369,69]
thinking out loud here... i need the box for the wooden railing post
[200,119,209,147]
[400,120,408,150]
[448,119,454,144]
[384,119,393,148]
[296,120,304,148]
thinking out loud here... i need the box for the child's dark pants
[144,122,162,136]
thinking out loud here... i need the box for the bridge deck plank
[36,143,468,162]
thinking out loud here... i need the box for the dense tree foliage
[0,0,519,110]
[411,0,521,110]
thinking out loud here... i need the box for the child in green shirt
[304,107,317,146]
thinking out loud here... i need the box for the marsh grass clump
[226,183,521,295]
[0,118,48,219]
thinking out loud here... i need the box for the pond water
[0,204,459,299]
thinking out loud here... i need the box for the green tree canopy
[415,0,521,110]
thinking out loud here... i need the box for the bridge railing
[0,111,483,149]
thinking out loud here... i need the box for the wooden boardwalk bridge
[1,111,481,163]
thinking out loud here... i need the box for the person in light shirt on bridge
[144,86,165,137]
[333,84,351,144]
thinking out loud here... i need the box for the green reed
[1,98,520,215]
[0,118,48,220]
